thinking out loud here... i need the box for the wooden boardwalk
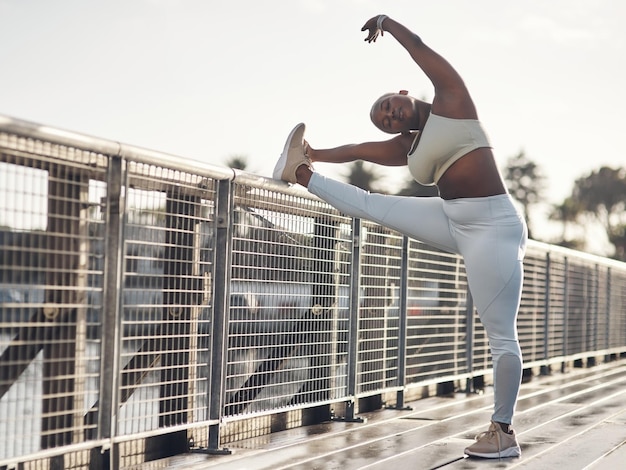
[134,359,626,470]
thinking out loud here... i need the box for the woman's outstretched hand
[303,140,312,160]
[361,15,385,43]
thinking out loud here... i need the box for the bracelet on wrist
[376,14,388,31]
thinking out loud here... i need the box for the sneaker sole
[464,447,521,459]
[272,122,306,181]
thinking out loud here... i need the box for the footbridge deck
[145,359,626,470]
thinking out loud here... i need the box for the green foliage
[570,166,626,260]
[504,151,547,207]
[344,161,382,192]
[226,155,249,171]
[608,224,626,261]
[548,197,586,250]
[503,150,547,239]
[572,167,626,232]
[549,197,583,224]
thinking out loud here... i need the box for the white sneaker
[273,123,311,184]
[464,421,521,459]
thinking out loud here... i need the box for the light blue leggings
[308,173,528,424]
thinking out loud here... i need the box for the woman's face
[370,93,416,134]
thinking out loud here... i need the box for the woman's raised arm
[362,15,477,119]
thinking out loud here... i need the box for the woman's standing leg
[445,196,527,426]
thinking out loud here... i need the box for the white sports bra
[407,113,492,185]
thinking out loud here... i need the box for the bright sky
[1,0,624,241]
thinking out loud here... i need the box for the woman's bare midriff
[436,148,507,200]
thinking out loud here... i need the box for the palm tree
[571,166,626,260]
[572,167,626,234]
[225,155,249,171]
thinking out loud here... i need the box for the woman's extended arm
[307,132,414,167]
[362,15,477,119]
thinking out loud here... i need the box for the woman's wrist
[377,14,388,32]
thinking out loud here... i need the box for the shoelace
[302,142,315,169]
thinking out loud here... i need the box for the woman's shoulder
[430,95,478,120]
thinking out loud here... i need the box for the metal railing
[1,114,626,469]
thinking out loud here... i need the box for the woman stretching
[273,14,527,459]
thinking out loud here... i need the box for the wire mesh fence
[2,115,626,468]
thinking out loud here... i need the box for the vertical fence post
[393,236,411,410]
[90,155,124,466]
[587,264,599,367]
[336,217,364,422]
[562,257,569,371]
[605,267,612,362]
[541,252,551,375]
[207,179,233,454]
[464,289,475,393]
